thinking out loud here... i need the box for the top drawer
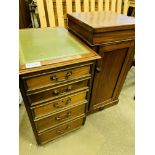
[23,65,90,92]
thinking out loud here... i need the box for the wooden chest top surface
[68,11,135,45]
[68,11,135,32]
[19,28,100,75]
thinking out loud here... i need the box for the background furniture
[36,0,130,28]
[128,0,135,16]
[19,28,100,144]
[67,11,135,113]
[19,0,32,28]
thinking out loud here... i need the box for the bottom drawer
[38,117,85,144]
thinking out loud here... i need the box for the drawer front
[38,117,84,144]
[28,80,88,105]
[25,65,90,91]
[31,91,87,119]
[34,103,86,132]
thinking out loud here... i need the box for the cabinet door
[90,41,134,111]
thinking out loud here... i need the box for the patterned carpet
[19,67,135,155]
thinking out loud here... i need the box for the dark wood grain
[89,41,134,111]
[25,65,90,91]
[68,11,135,45]
[31,91,87,119]
[67,11,135,113]
[28,78,89,105]
[19,28,100,144]
[34,102,86,133]
[38,116,85,144]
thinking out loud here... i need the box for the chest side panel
[90,41,134,111]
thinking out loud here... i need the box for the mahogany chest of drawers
[19,28,100,144]
[67,11,135,113]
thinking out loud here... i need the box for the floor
[19,67,135,155]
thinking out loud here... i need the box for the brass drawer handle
[56,125,71,135]
[50,75,58,81]
[53,86,72,96]
[53,98,72,108]
[56,130,64,134]
[66,85,72,91]
[50,70,72,82]
[96,67,101,72]
[53,89,60,95]
[96,58,102,73]
[55,111,71,121]
[66,71,72,79]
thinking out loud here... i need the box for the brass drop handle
[56,130,64,134]
[53,98,72,108]
[66,85,72,91]
[96,67,101,72]
[53,89,60,95]
[55,111,72,121]
[50,74,57,81]
[56,125,71,134]
[66,71,72,79]
[66,97,72,104]
[96,58,102,73]
[50,71,72,82]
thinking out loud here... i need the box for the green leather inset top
[19,28,89,65]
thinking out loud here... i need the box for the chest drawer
[34,103,86,132]
[38,117,84,144]
[24,65,90,91]
[31,91,87,119]
[28,79,89,105]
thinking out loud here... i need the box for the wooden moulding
[87,99,119,115]
[68,16,135,45]
[67,11,135,46]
